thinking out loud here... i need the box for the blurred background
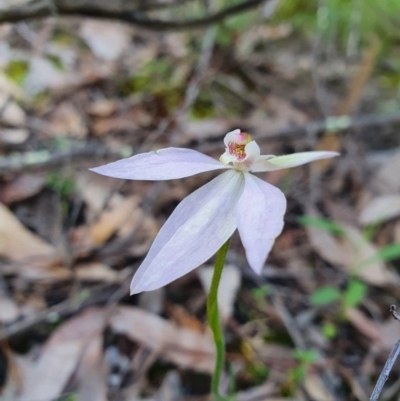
[1,0,400,400]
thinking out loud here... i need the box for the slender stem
[207,238,231,401]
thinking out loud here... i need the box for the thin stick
[370,305,400,401]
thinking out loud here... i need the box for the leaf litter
[0,4,400,400]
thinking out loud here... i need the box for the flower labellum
[90,129,338,294]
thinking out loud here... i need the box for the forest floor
[1,3,400,401]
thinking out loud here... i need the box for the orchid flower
[91,129,338,294]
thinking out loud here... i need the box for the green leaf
[376,243,400,261]
[46,54,64,71]
[297,216,345,236]
[359,242,400,267]
[322,322,337,339]
[5,60,29,85]
[310,286,341,306]
[293,349,318,363]
[251,284,271,299]
[343,280,367,309]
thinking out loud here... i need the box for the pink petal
[223,129,241,147]
[251,151,339,172]
[237,173,286,274]
[130,170,244,294]
[90,148,228,181]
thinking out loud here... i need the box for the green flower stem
[207,238,231,401]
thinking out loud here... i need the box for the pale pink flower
[91,129,338,294]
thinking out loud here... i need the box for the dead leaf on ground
[345,307,381,343]
[306,225,345,267]
[23,56,68,95]
[0,203,56,261]
[346,307,400,351]
[89,195,142,246]
[359,194,400,225]
[342,226,399,286]
[304,373,335,401]
[87,99,117,117]
[77,171,119,220]
[76,335,107,401]
[75,262,119,283]
[110,306,215,373]
[305,211,398,286]
[48,102,87,138]
[19,308,106,401]
[0,175,46,204]
[165,303,205,332]
[0,203,68,281]
[0,93,25,126]
[79,20,131,61]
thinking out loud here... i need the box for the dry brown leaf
[341,226,399,286]
[304,373,335,401]
[48,102,87,138]
[75,262,119,283]
[359,195,400,225]
[77,171,119,220]
[165,304,205,332]
[345,308,381,344]
[89,196,141,246]
[305,212,397,286]
[0,175,46,204]
[0,93,25,126]
[346,308,400,351]
[13,259,70,282]
[306,225,345,267]
[19,308,105,401]
[87,99,117,117]
[110,306,215,373]
[0,203,56,260]
[76,335,107,401]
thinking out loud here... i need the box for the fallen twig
[370,305,400,401]
[0,0,269,31]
